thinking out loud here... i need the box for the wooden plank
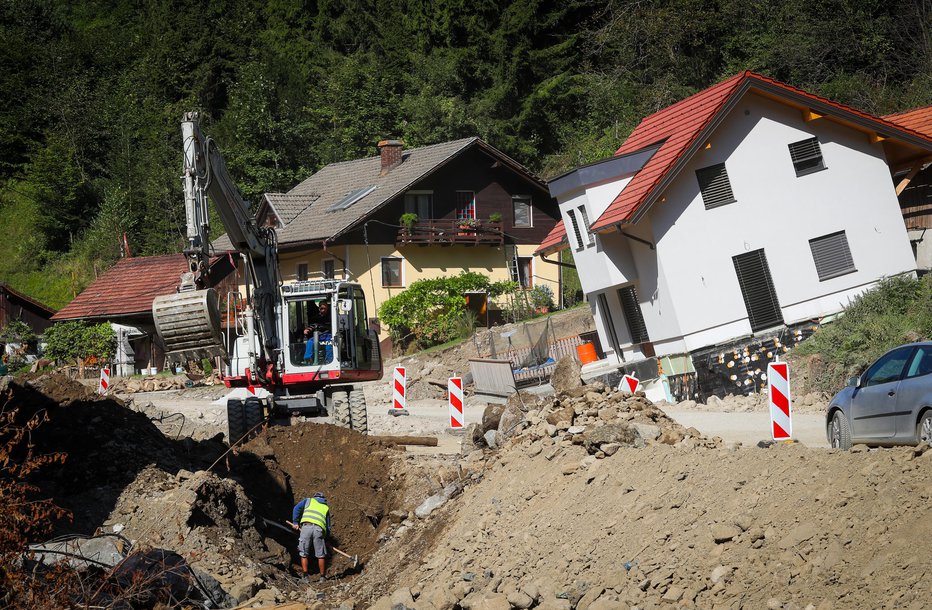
[373,435,439,447]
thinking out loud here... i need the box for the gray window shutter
[809,231,856,281]
[567,209,584,250]
[696,163,736,209]
[618,285,650,344]
[733,250,784,332]
[578,206,594,246]
[788,138,825,176]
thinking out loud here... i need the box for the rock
[462,423,486,450]
[498,399,525,439]
[507,590,534,609]
[390,588,416,607]
[767,598,782,609]
[659,427,685,445]
[546,405,576,426]
[567,425,586,435]
[710,565,733,584]
[562,463,578,475]
[551,357,582,394]
[778,522,818,550]
[850,444,869,453]
[459,591,510,610]
[582,423,636,451]
[631,423,661,441]
[601,443,621,456]
[421,583,458,610]
[734,514,753,532]
[482,404,505,432]
[483,430,499,449]
[576,586,605,610]
[712,523,741,543]
[661,586,684,603]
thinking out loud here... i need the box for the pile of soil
[342,388,932,610]
[239,423,403,565]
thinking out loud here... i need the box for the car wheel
[918,411,932,448]
[830,410,852,450]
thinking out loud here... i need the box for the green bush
[378,272,513,349]
[43,321,115,365]
[792,274,932,392]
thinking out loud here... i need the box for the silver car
[827,342,932,449]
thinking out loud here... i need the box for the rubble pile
[109,372,222,394]
[341,372,932,609]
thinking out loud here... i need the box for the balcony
[396,220,504,247]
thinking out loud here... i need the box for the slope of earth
[345,387,932,610]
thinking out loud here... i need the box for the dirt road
[661,407,830,448]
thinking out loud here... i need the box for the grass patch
[792,274,932,393]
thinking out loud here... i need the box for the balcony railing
[396,220,504,247]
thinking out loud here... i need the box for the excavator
[152,113,382,443]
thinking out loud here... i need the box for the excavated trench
[233,422,404,578]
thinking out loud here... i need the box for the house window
[404,191,432,220]
[322,259,335,280]
[596,293,621,357]
[733,249,784,332]
[456,191,476,220]
[617,285,650,344]
[296,263,308,281]
[567,209,584,251]
[578,205,595,247]
[381,257,403,288]
[696,163,736,209]
[513,195,532,227]
[809,230,856,281]
[788,137,825,176]
[511,256,533,288]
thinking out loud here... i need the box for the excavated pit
[235,422,404,576]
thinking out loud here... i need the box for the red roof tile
[535,220,567,256]
[883,105,932,139]
[592,71,932,231]
[52,254,231,321]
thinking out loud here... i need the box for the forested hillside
[1,0,929,309]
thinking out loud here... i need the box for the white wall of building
[559,91,917,362]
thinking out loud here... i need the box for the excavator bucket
[152,289,227,362]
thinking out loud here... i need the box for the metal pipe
[537,252,576,269]
[620,231,655,250]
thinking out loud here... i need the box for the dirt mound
[239,423,403,564]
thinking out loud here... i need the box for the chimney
[378,139,403,175]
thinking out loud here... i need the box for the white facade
[556,92,917,364]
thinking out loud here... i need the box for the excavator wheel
[349,389,368,434]
[244,397,264,436]
[227,399,246,446]
[332,390,351,428]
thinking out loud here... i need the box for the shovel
[282,520,359,569]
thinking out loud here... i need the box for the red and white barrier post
[768,361,792,441]
[389,366,408,415]
[448,377,464,429]
[98,367,110,395]
[620,374,640,394]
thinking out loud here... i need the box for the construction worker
[291,492,332,582]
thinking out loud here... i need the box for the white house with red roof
[538,71,932,399]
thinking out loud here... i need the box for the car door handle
[888,391,896,396]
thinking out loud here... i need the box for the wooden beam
[895,163,923,196]
[803,109,823,122]
[869,131,887,145]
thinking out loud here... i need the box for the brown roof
[52,255,231,321]
[0,283,57,317]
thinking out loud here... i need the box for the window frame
[567,209,584,252]
[577,205,595,247]
[296,262,309,282]
[403,190,433,220]
[696,162,737,210]
[788,137,826,177]
[732,249,784,333]
[864,347,914,387]
[456,190,477,220]
[512,194,533,228]
[617,284,650,344]
[515,256,533,289]
[809,230,856,282]
[321,259,336,280]
[380,256,404,288]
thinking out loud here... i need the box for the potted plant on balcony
[457,217,479,230]
[488,212,502,223]
[400,213,418,230]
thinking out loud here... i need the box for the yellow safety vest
[300,498,329,535]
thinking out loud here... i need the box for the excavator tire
[227,399,246,446]
[244,397,264,437]
[332,390,351,428]
[349,389,368,434]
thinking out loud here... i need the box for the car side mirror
[847,375,860,388]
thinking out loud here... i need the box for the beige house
[215,137,562,344]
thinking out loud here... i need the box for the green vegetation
[378,272,514,348]
[1,0,929,309]
[43,321,115,366]
[793,275,932,392]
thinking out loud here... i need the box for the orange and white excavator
[152,113,382,443]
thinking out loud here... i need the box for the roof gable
[0,284,56,317]
[52,255,231,321]
[591,71,932,232]
[884,105,932,139]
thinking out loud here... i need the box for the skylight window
[327,185,377,212]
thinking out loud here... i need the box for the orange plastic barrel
[576,342,598,364]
